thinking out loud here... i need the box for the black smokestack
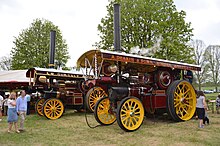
[114,4,121,52]
[49,30,56,68]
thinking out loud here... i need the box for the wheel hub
[130,112,134,117]
[180,98,184,102]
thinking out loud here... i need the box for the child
[7,92,20,133]
[216,94,220,114]
[203,107,209,125]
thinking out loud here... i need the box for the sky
[0,0,220,67]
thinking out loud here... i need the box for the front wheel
[167,80,196,121]
[42,98,64,120]
[94,96,116,125]
[116,97,145,132]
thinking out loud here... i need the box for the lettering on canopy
[102,53,200,71]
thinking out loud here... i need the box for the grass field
[205,93,218,100]
[0,110,220,146]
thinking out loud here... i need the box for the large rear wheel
[167,80,196,121]
[42,98,64,120]
[116,97,145,132]
[94,96,116,125]
[35,98,45,116]
[85,87,107,112]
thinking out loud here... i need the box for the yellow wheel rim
[119,98,144,131]
[43,99,64,120]
[88,87,107,112]
[36,98,45,116]
[96,98,116,125]
[173,81,196,121]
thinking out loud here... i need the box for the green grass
[205,93,218,100]
[0,110,220,146]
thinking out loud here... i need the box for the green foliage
[96,0,194,63]
[11,18,70,70]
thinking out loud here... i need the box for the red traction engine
[77,49,201,131]
[26,68,85,120]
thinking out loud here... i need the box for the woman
[7,92,20,133]
[196,91,207,128]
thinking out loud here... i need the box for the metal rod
[113,4,121,52]
[49,30,56,68]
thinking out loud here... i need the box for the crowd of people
[0,90,30,133]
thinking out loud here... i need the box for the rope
[83,84,102,129]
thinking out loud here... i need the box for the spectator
[184,70,193,84]
[196,91,207,128]
[26,92,31,115]
[16,90,27,131]
[203,107,210,125]
[0,92,3,122]
[3,95,9,116]
[7,92,20,133]
[216,94,220,114]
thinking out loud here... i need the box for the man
[16,90,27,131]
[184,70,193,84]
[26,92,31,115]
[0,92,4,122]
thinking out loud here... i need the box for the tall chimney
[49,30,56,68]
[114,4,121,52]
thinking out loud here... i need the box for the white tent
[0,70,29,90]
[0,70,28,82]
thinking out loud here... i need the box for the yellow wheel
[85,87,107,112]
[167,80,196,121]
[35,98,45,116]
[94,96,116,125]
[42,98,64,120]
[116,97,145,132]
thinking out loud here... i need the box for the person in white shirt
[196,91,207,128]
[26,92,31,115]
[0,92,4,122]
[7,92,20,133]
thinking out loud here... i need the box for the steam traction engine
[26,68,85,120]
[77,49,201,131]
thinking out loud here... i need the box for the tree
[96,0,194,63]
[191,40,209,90]
[11,18,70,70]
[0,55,12,70]
[204,45,220,92]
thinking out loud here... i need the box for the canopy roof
[26,67,85,80]
[0,70,28,82]
[77,49,201,71]
[0,70,29,90]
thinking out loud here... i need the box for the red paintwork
[76,50,201,114]
[84,78,117,93]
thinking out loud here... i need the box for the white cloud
[174,0,220,45]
